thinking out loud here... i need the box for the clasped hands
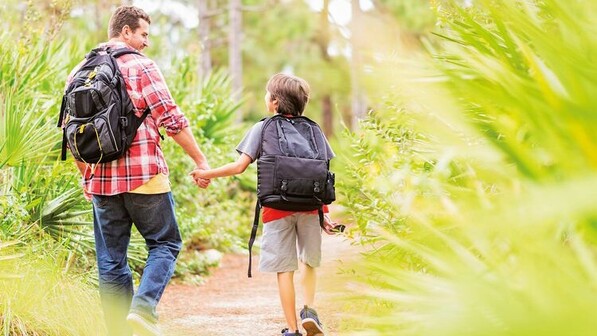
[191,165,210,189]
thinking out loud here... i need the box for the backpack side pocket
[323,171,336,205]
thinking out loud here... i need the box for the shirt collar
[99,41,137,51]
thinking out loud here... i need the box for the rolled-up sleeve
[139,59,189,136]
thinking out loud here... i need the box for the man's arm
[73,160,94,201]
[171,126,211,188]
[135,58,210,187]
[74,160,87,176]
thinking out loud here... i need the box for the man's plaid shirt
[66,42,189,195]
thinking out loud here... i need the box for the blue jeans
[92,192,182,336]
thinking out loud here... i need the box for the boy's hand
[190,169,210,188]
[190,168,208,179]
[322,214,344,235]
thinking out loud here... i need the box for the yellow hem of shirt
[129,173,171,194]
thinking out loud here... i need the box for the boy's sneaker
[126,310,162,336]
[300,305,324,336]
[281,328,303,336]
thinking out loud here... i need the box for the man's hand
[190,168,208,180]
[191,167,210,189]
[171,127,211,189]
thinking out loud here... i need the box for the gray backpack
[248,114,336,277]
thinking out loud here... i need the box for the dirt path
[158,234,354,336]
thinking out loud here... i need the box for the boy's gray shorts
[259,213,322,273]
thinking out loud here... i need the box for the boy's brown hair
[266,73,310,116]
[108,6,151,38]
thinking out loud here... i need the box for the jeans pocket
[92,195,111,208]
[129,193,167,210]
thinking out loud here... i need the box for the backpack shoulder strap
[318,207,325,230]
[85,47,103,59]
[294,115,316,124]
[60,129,68,161]
[247,200,262,278]
[110,48,142,59]
[256,116,276,158]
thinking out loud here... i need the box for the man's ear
[121,25,131,38]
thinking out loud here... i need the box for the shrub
[338,0,597,334]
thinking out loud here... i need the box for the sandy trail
[158,234,354,336]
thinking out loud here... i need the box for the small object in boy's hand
[330,224,345,233]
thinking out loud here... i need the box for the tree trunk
[319,0,333,137]
[198,0,212,80]
[229,0,243,121]
[318,0,331,62]
[350,0,367,130]
[322,95,333,137]
[95,0,105,41]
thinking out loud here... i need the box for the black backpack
[57,47,150,167]
[247,114,336,277]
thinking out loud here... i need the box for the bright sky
[132,0,374,29]
[134,0,199,29]
[305,0,373,26]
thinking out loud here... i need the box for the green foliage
[0,20,99,264]
[432,0,597,181]
[339,0,597,334]
[0,6,108,333]
[0,243,104,335]
[0,37,63,167]
[0,3,98,253]
[168,58,243,142]
[378,0,436,33]
[163,59,256,279]
[338,106,415,236]
[242,0,351,122]
[174,249,223,284]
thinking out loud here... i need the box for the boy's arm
[191,153,252,180]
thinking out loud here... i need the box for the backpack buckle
[281,180,288,191]
[313,181,320,193]
[120,117,128,127]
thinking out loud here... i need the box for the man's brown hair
[108,6,151,38]
[266,73,310,116]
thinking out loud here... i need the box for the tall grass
[338,0,597,334]
[0,243,104,335]
[0,4,109,333]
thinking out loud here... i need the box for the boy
[191,73,340,336]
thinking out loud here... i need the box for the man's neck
[107,38,128,46]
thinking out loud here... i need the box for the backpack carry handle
[256,114,321,158]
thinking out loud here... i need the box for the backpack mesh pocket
[65,103,119,163]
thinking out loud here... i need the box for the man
[65,5,209,336]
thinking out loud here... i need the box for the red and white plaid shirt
[66,42,189,195]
